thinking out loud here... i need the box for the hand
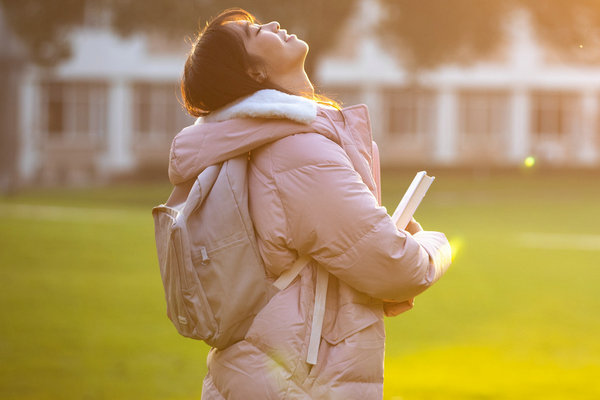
[405,218,423,235]
[383,298,415,317]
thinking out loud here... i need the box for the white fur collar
[198,89,318,125]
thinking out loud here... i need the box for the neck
[272,68,314,97]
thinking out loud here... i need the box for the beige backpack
[152,155,315,351]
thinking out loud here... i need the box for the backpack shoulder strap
[181,164,221,219]
[273,255,311,290]
[307,265,328,365]
[272,255,328,366]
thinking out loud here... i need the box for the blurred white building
[7,1,600,186]
[15,26,194,185]
[317,0,600,168]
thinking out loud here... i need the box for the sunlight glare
[448,236,463,262]
[524,156,535,168]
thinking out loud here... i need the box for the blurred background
[0,0,599,399]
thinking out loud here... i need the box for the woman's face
[228,20,309,82]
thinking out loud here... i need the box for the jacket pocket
[321,303,382,347]
[305,303,385,389]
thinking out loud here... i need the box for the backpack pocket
[153,207,217,341]
[191,233,269,348]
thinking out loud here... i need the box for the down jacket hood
[168,89,375,195]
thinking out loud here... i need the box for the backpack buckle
[200,247,210,265]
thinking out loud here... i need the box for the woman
[170,8,452,399]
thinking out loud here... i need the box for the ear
[248,68,267,83]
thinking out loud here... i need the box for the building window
[531,91,579,137]
[382,88,435,137]
[458,90,509,140]
[40,81,108,142]
[132,82,193,140]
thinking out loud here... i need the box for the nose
[264,21,280,31]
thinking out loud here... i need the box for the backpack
[152,154,313,350]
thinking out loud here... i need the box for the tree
[0,0,359,78]
[378,0,600,70]
[4,0,599,73]
[0,0,86,66]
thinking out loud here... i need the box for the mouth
[281,29,293,42]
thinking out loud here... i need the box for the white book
[391,171,435,230]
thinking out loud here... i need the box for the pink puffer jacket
[168,90,452,399]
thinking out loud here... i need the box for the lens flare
[524,156,535,168]
[448,237,463,262]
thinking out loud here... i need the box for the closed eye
[242,22,261,38]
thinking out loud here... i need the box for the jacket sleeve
[272,133,451,302]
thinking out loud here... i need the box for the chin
[298,40,309,54]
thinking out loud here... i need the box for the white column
[579,91,598,165]
[103,79,134,173]
[434,87,457,164]
[508,88,531,164]
[18,71,39,184]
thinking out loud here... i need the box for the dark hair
[181,8,290,117]
[181,8,340,117]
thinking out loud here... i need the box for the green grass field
[1,169,599,399]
